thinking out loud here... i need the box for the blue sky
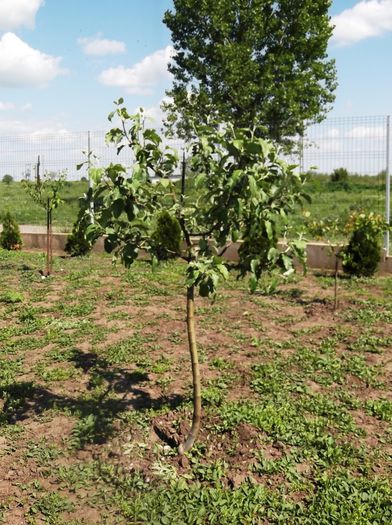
[0,0,391,136]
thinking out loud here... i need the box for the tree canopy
[164,0,337,141]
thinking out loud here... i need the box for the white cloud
[346,126,385,138]
[78,36,126,56]
[0,101,15,110]
[0,33,65,88]
[0,0,44,31]
[0,118,67,135]
[99,46,173,94]
[0,118,32,134]
[140,97,172,126]
[327,128,340,138]
[29,127,70,144]
[332,0,392,46]
[21,102,32,111]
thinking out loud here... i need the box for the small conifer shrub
[342,212,389,277]
[151,210,182,260]
[65,208,93,257]
[0,212,22,250]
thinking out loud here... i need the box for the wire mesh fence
[289,116,390,251]
[301,115,388,176]
[0,115,390,251]
[0,130,184,182]
[0,116,389,180]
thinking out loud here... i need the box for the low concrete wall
[20,232,105,254]
[18,231,392,274]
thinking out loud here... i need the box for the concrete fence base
[13,231,392,274]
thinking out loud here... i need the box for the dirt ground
[0,252,391,524]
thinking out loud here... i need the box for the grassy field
[297,174,386,237]
[0,250,391,524]
[0,174,387,237]
[0,181,88,231]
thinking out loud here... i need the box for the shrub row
[0,210,389,277]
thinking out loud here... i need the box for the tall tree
[164,0,337,141]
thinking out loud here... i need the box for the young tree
[305,216,345,310]
[23,172,66,275]
[87,101,308,453]
[163,0,337,140]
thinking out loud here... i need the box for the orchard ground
[0,250,391,524]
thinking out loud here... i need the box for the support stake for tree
[36,155,41,186]
[333,253,339,311]
[179,285,201,454]
[49,205,53,274]
[385,115,390,254]
[46,197,52,275]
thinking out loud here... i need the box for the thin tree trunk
[49,207,53,274]
[334,255,339,311]
[178,284,201,454]
[46,199,50,275]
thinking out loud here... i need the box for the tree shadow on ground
[0,348,185,448]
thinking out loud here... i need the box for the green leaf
[249,275,258,293]
[160,178,170,189]
[151,255,159,272]
[216,263,229,280]
[265,221,273,240]
[85,224,101,243]
[248,175,258,199]
[112,199,124,218]
[194,174,206,189]
[233,139,244,152]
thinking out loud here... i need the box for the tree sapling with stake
[86,100,308,454]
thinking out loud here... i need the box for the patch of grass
[103,332,157,365]
[29,492,75,524]
[348,331,391,353]
[69,414,108,449]
[24,439,62,465]
[0,291,24,303]
[34,362,78,383]
[345,300,392,324]
[365,399,392,422]
[151,356,172,374]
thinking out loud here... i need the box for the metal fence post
[385,116,391,254]
[87,130,95,223]
[299,133,304,175]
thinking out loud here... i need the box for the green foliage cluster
[65,205,93,257]
[163,0,337,139]
[2,174,13,184]
[22,171,66,213]
[0,290,24,303]
[151,210,182,260]
[0,211,22,250]
[342,211,390,277]
[86,101,308,296]
[304,216,342,241]
[330,167,348,183]
[330,167,350,191]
